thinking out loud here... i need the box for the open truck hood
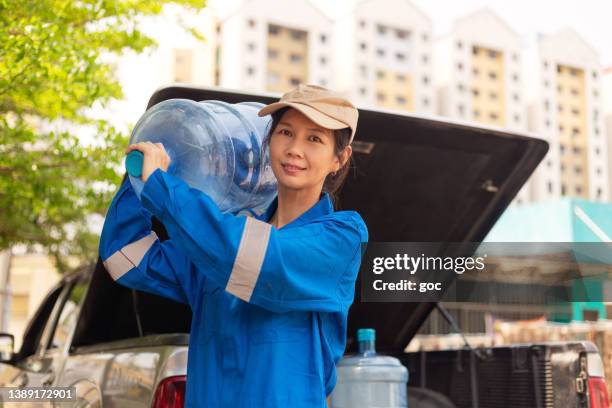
[146,85,549,354]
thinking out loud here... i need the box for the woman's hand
[126,142,171,183]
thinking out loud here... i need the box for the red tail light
[151,375,186,408]
[588,377,610,408]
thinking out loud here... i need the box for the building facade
[216,0,333,93]
[525,29,609,203]
[333,0,434,113]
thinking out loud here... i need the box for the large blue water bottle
[125,99,277,216]
[331,328,409,408]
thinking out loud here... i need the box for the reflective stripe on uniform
[103,231,159,280]
[226,217,272,302]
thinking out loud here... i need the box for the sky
[210,0,612,66]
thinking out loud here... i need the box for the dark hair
[262,107,354,209]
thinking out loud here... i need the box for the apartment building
[333,0,434,113]
[216,0,333,93]
[525,28,609,202]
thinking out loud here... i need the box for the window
[359,87,367,96]
[457,62,463,71]
[559,125,564,133]
[268,48,279,59]
[422,33,429,42]
[319,56,327,65]
[512,53,518,62]
[396,96,406,104]
[547,181,553,193]
[571,88,578,96]
[543,61,549,69]
[571,108,580,116]
[396,52,405,61]
[572,127,580,137]
[268,24,280,35]
[290,30,305,40]
[513,93,519,102]
[597,188,602,198]
[574,166,582,174]
[422,54,429,64]
[359,20,366,28]
[457,83,465,92]
[488,50,497,58]
[422,76,429,84]
[473,68,479,76]
[456,41,463,49]
[573,146,581,154]
[422,98,429,106]
[472,88,480,97]
[247,42,256,51]
[557,85,562,93]
[575,186,582,194]
[489,112,498,120]
[544,79,549,88]
[396,29,409,39]
[376,48,385,57]
[246,66,255,76]
[376,70,385,79]
[290,77,301,86]
[359,65,367,76]
[290,54,303,63]
[544,100,550,111]
[488,71,497,80]
[592,71,598,79]
[473,109,480,118]
[512,74,519,82]
[458,104,465,116]
[396,73,405,82]
[489,91,497,100]
[561,184,566,195]
[377,92,386,102]
[377,25,387,35]
[596,167,602,175]
[360,42,367,51]
[595,147,601,155]
[48,278,89,351]
[320,33,327,43]
[318,78,327,87]
[247,19,256,28]
[514,114,520,123]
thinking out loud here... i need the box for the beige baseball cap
[258,84,359,143]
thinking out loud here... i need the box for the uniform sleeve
[98,176,204,307]
[140,168,368,313]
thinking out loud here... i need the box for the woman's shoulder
[320,210,368,243]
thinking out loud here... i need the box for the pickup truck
[0,85,608,408]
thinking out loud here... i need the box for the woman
[99,84,368,407]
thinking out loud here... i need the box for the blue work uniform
[98,168,368,407]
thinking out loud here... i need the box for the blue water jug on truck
[125,99,277,216]
[331,328,409,408]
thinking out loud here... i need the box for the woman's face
[268,108,342,193]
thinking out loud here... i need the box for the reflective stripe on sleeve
[103,231,159,280]
[226,217,272,302]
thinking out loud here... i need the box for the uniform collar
[258,191,334,229]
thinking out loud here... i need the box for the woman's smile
[281,162,306,175]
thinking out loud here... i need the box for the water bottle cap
[357,328,375,342]
[126,150,144,178]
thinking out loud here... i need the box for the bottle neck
[358,339,376,356]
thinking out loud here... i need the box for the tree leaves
[0,0,206,273]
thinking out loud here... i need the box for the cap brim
[258,102,349,131]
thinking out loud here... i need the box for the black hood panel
[147,86,549,353]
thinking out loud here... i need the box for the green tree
[0,0,206,273]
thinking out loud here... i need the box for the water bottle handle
[126,150,144,178]
[125,146,176,178]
